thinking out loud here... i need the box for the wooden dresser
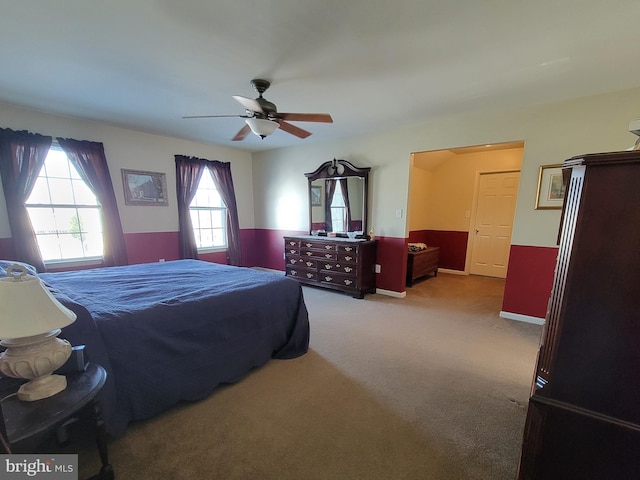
[284,235,377,298]
[517,151,640,479]
[406,246,440,286]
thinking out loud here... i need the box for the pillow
[0,260,39,278]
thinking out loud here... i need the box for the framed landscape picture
[121,169,168,206]
[311,185,322,206]
[535,164,565,209]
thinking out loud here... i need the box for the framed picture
[121,169,168,206]
[535,164,565,210]
[311,185,322,206]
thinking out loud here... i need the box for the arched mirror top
[305,159,370,237]
[305,158,371,182]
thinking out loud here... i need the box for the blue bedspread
[39,260,309,436]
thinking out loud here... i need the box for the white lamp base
[0,329,72,401]
[17,373,68,401]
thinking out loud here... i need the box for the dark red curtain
[207,160,242,266]
[175,155,205,259]
[57,138,128,266]
[0,128,51,271]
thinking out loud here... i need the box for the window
[190,170,227,250]
[330,181,347,232]
[26,147,103,263]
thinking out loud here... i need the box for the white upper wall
[0,102,254,237]
[253,87,640,247]
[2,87,638,248]
[412,148,523,232]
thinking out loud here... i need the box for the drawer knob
[324,276,332,281]
[306,252,312,256]
[291,270,297,275]
[344,279,353,285]
[306,273,314,278]
[325,264,332,269]
[345,247,353,251]
[306,262,313,267]
[325,254,332,258]
[345,256,353,261]
[305,243,312,247]
[344,267,353,273]
[325,245,332,250]
[289,259,296,264]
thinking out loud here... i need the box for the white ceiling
[2,1,640,152]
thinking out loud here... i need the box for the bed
[1,260,310,436]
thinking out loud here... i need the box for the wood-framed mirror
[305,159,370,237]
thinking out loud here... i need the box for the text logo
[0,455,77,479]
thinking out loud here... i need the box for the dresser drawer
[319,260,357,276]
[300,240,337,251]
[301,249,338,261]
[299,258,317,269]
[285,256,305,267]
[319,272,357,289]
[337,244,358,254]
[286,266,317,281]
[338,252,358,263]
[285,238,301,248]
[285,246,300,255]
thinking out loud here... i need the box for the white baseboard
[375,288,406,298]
[438,268,466,275]
[251,267,284,274]
[499,311,545,325]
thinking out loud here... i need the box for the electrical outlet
[159,258,165,262]
[375,264,381,273]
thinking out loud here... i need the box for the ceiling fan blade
[232,95,264,113]
[278,121,312,139]
[182,115,247,119]
[231,124,251,141]
[278,113,333,123]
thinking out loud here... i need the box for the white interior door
[469,171,520,278]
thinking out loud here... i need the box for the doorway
[469,170,520,278]
[409,141,524,277]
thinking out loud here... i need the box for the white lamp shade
[245,118,279,137]
[0,272,76,339]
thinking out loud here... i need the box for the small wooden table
[0,363,114,480]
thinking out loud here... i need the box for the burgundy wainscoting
[126,231,246,266]
[408,230,468,271]
[373,236,407,293]
[501,244,558,319]
[124,231,180,265]
[0,237,15,260]
[239,229,257,267]
[252,228,307,271]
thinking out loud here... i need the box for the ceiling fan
[183,79,333,141]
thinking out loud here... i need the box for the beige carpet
[44,273,542,479]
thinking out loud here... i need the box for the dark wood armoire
[517,150,640,480]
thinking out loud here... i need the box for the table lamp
[0,264,77,401]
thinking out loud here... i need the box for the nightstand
[0,363,114,480]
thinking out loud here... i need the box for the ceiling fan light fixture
[245,118,279,139]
